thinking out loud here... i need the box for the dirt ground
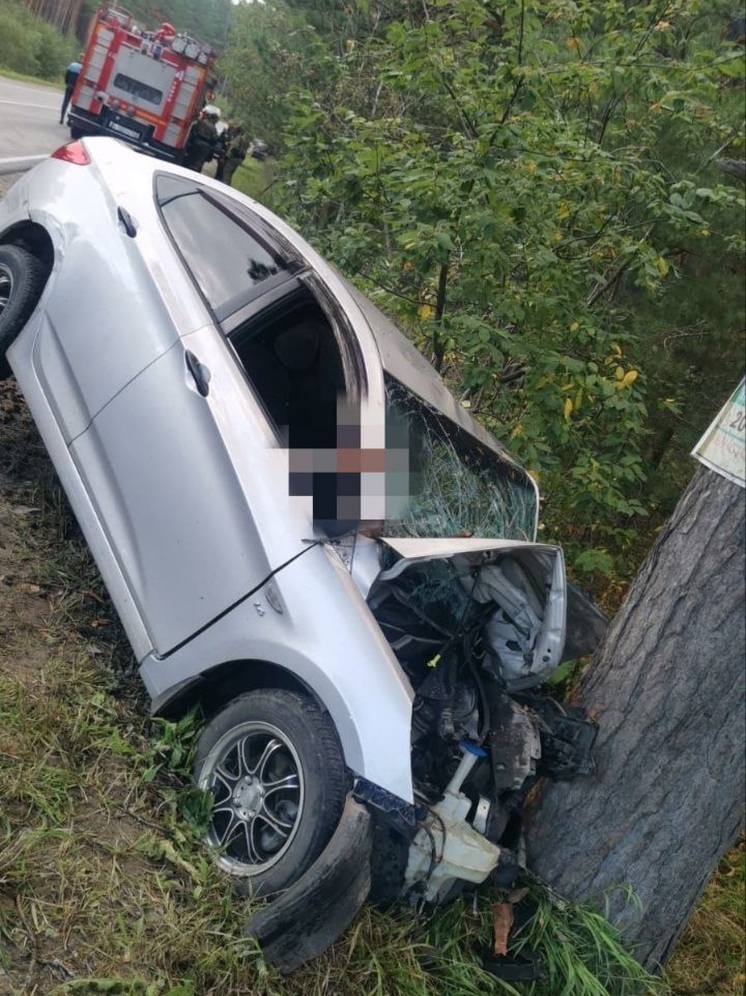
[0,365,199,996]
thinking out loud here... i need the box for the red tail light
[51,142,91,165]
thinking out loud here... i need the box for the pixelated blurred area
[288,397,410,529]
[286,385,536,541]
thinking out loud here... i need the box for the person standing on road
[60,54,84,125]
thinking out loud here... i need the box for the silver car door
[68,316,314,657]
[69,268,370,658]
[62,177,310,655]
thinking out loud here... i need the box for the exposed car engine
[366,550,599,903]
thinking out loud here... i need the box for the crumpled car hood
[373,536,606,688]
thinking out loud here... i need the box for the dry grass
[665,839,745,996]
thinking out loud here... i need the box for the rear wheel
[0,245,48,379]
[194,689,347,897]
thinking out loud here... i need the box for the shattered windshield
[383,377,537,541]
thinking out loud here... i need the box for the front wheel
[0,245,48,379]
[194,689,347,897]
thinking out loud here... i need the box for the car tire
[0,245,48,379]
[194,688,348,897]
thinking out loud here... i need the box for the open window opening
[230,287,347,449]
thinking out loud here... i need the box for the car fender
[0,173,31,236]
[139,541,416,802]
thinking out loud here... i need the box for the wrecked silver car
[0,137,604,970]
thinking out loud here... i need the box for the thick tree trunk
[527,464,745,971]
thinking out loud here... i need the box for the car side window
[229,286,347,449]
[154,174,295,319]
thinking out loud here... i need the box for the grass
[0,67,61,86]
[201,155,282,214]
[231,155,283,211]
[0,388,742,996]
[664,840,746,996]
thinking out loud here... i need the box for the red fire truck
[66,5,217,162]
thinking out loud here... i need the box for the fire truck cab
[67,6,216,163]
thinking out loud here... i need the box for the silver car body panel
[13,153,210,443]
[139,540,417,800]
[8,317,153,658]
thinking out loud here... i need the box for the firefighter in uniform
[183,108,219,173]
[222,126,251,186]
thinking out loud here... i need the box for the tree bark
[527,464,745,971]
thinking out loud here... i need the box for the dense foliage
[0,0,78,78]
[221,0,745,580]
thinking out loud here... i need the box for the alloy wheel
[199,720,305,877]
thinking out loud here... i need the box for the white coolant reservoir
[404,743,502,903]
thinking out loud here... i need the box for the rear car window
[154,175,295,319]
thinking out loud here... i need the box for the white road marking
[0,99,60,110]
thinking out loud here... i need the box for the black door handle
[185,350,210,397]
[117,205,137,237]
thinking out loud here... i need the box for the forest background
[0,1,744,994]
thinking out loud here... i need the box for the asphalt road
[0,74,68,177]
